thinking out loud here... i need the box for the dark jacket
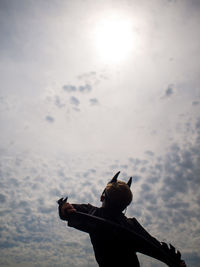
[65,204,163,267]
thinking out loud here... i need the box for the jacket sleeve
[128,218,181,266]
[72,204,95,214]
[67,204,98,233]
[128,218,162,247]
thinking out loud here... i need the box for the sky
[0,0,200,266]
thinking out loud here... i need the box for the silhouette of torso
[68,204,146,267]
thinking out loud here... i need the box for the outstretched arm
[58,197,97,233]
[128,218,186,267]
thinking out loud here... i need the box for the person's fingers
[180,260,186,267]
[64,203,76,213]
[67,207,76,213]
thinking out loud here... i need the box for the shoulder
[127,217,157,240]
[126,217,148,232]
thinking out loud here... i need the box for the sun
[94,16,134,63]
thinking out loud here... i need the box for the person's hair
[103,180,133,211]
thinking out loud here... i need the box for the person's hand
[180,260,186,267]
[60,202,76,219]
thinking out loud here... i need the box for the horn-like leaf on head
[63,196,68,202]
[109,171,120,183]
[169,244,175,253]
[127,177,132,187]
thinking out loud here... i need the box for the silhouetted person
[58,171,186,267]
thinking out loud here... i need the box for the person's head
[100,171,133,212]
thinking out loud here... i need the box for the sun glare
[94,17,134,63]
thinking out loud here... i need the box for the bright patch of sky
[0,0,200,266]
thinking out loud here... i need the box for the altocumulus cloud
[0,153,101,266]
[63,83,92,93]
[0,118,199,266]
[0,193,6,203]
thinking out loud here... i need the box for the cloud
[63,83,92,93]
[45,115,55,123]
[89,98,99,105]
[192,101,199,106]
[70,96,80,106]
[0,136,199,266]
[196,117,200,130]
[141,183,151,191]
[145,150,154,157]
[79,84,92,93]
[77,71,108,86]
[0,194,6,203]
[63,85,77,92]
[54,95,65,108]
[132,175,141,182]
[129,157,148,167]
[0,0,199,265]
[165,84,174,97]
[126,120,200,260]
[43,74,101,118]
[77,71,97,80]
[120,164,128,169]
[184,252,200,267]
[49,188,62,197]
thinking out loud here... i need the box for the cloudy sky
[0,0,200,266]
